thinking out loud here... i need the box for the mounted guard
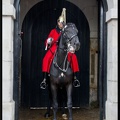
[40,8,80,89]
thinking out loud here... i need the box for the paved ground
[19,107,99,120]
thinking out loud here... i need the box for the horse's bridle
[66,34,77,44]
[63,29,77,43]
[53,31,77,73]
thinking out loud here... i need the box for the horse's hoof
[44,112,51,118]
[62,114,68,119]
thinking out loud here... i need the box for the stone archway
[21,0,90,108]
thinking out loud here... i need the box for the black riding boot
[43,72,47,80]
[40,72,48,89]
[73,72,80,87]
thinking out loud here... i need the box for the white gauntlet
[68,45,75,53]
[45,37,53,50]
[47,37,53,44]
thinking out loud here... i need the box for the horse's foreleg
[62,100,65,114]
[51,84,58,120]
[66,84,73,120]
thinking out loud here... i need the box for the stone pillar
[105,7,118,120]
[90,38,98,105]
[2,2,16,120]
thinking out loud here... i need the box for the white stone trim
[2,101,15,120]
[2,3,16,19]
[106,8,118,22]
[106,100,118,120]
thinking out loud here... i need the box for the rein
[52,37,75,73]
[52,27,77,73]
[53,49,70,73]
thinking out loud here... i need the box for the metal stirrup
[40,79,48,89]
[73,79,80,87]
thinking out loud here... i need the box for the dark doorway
[21,0,90,108]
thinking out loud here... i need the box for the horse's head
[61,23,80,53]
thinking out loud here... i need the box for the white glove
[67,43,71,48]
[68,45,75,53]
[47,37,53,44]
[45,37,53,50]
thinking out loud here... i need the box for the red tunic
[42,28,79,73]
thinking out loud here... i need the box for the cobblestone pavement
[19,107,99,120]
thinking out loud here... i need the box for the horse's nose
[76,42,80,51]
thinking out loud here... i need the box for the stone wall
[105,0,118,119]
[2,1,16,120]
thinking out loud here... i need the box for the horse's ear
[70,23,78,33]
[73,24,78,33]
[73,25,78,34]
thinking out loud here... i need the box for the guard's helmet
[57,16,64,23]
[57,8,66,24]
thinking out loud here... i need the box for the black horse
[49,23,80,120]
